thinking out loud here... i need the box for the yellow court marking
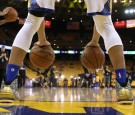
[0,107,10,113]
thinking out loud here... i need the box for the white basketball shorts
[84,0,111,16]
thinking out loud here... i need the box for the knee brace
[13,13,44,52]
[93,15,123,52]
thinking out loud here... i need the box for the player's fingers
[3,7,12,15]
[34,41,51,47]
[84,42,100,49]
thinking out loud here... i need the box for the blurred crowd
[21,65,135,89]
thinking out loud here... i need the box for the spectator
[103,66,111,88]
[32,71,42,88]
[42,67,51,86]
[41,79,49,88]
[17,73,22,88]
[91,71,97,88]
[89,72,93,88]
[63,78,68,87]
[19,62,26,86]
[40,73,49,88]
[95,73,100,88]
[77,77,81,88]
[49,65,57,87]
[71,77,75,87]
[127,70,133,84]
[0,46,8,88]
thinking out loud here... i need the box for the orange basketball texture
[3,7,18,21]
[81,46,105,69]
[29,45,55,69]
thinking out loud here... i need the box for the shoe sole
[118,100,134,104]
[0,92,20,103]
[0,99,14,103]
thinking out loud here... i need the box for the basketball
[3,7,18,21]
[29,45,55,69]
[81,46,105,70]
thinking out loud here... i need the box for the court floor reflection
[0,88,134,115]
[18,88,118,102]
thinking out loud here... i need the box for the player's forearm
[91,25,100,43]
[0,19,8,25]
[0,11,4,16]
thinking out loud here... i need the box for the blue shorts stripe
[87,12,111,16]
[28,8,55,14]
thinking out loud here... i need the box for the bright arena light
[125,10,129,14]
[32,78,35,82]
[56,0,61,2]
[123,0,126,3]
[78,0,82,3]
[114,0,117,3]
[125,9,135,14]
[129,0,132,3]
[130,9,134,13]
[61,75,65,79]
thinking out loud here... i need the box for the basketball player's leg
[87,18,125,76]
[86,25,100,47]
[0,13,44,102]
[6,13,44,83]
[35,20,51,46]
[0,0,55,102]
[84,0,133,103]
[93,16,134,103]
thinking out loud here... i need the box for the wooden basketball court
[0,88,134,115]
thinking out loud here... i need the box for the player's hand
[3,7,17,22]
[85,41,100,48]
[4,19,11,23]
[2,7,11,15]
[34,41,51,46]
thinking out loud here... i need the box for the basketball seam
[30,57,41,68]
[31,47,54,58]
[81,55,91,68]
[30,54,53,69]
[30,56,47,68]
[90,47,98,69]
[83,51,95,69]
[30,53,54,61]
